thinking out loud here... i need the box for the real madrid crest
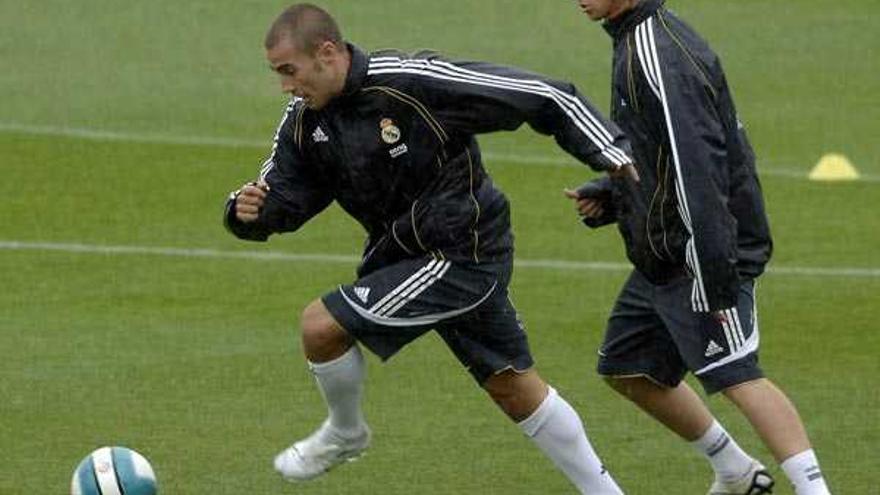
[380,118,401,144]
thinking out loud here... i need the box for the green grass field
[1,1,878,493]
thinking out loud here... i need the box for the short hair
[264,3,343,54]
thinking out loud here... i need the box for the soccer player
[224,3,636,493]
[566,1,832,494]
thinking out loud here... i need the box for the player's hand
[609,163,640,183]
[563,189,606,218]
[235,180,270,223]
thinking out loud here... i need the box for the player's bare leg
[605,376,773,493]
[300,299,355,362]
[604,376,713,440]
[723,379,808,461]
[273,300,370,482]
[485,370,624,494]
[483,368,547,421]
[724,379,831,494]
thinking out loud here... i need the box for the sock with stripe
[308,345,368,438]
[519,386,623,494]
[781,449,831,495]
[691,420,756,482]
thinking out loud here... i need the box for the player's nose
[280,76,297,94]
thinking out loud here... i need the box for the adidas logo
[704,339,724,357]
[312,126,329,143]
[353,286,371,303]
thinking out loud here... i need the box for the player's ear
[315,40,338,63]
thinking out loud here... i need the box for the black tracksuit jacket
[582,0,772,312]
[225,44,632,277]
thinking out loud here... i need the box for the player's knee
[603,375,641,401]
[719,377,770,400]
[485,382,516,410]
[484,370,546,421]
[300,300,348,360]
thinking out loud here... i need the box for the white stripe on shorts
[369,259,442,314]
[339,280,497,327]
[696,308,759,376]
[381,261,452,316]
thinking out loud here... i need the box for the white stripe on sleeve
[368,57,631,167]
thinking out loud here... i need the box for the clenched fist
[563,188,606,219]
[235,180,270,223]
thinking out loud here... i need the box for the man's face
[575,0,626,21]
[267,38,342,110]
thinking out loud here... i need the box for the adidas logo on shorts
[704,339,724,357]
[354,286,371,303]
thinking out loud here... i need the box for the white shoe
[273,420,371,482]
[708,460,775,494]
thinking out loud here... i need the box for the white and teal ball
[71,446,158,495]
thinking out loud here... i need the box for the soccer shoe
[273,420,371,482]
[708,460,775,494]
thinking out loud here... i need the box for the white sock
[781,449,830,495]
[518,387,623,495]
[691,420,755,482]
[308,345,367,437]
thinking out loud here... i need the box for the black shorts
[322,255,533,384]
[597,270,764,394]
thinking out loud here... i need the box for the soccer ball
[71,446,158,495]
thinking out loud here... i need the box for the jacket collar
[317,42,368,112]
[603,0,664,38]
[338,42,368,100]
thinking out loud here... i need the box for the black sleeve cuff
[576,177,617,228]
[223,193,270,242]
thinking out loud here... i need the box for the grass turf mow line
[2,240,878,279]
[3,122,874,182]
